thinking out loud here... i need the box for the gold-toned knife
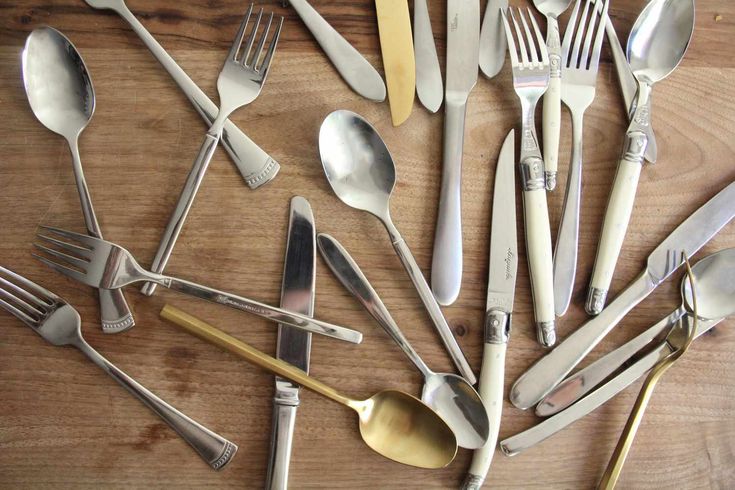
[375,0,416,126]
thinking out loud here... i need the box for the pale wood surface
[1,1,734,488]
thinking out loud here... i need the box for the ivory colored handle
[542,76,561,190]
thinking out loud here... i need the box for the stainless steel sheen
[21,27,134,334]
[0,266,237,470]
[316,233,489,449]
[83,0,280,188]
[284,0,386,101]
[141,6,282,296]
[510,180,735,410]
[266,196,316,490]
[414,0,444,112]
[318,109,475,384]
[479,0,508,79]
[32,226,362,344]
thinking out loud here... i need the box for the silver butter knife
[431,0,480,306]
[510,180,735,410]
[463,129,517,490]
[414,0,444,112]
[283,0,386,102]
[479,0,508,79]
[265,196,316,490]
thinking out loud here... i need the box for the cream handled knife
[414,0,443,112]
[375,0,416,126]
[265,196,316,490]
[479,0,508,79]
[431,0,480,306]
[463,130,517,490]
[284,0,386,102]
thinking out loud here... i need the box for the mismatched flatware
[431,0,480,306]
[318,110,475,384]
[83,0,280,188]
[21,27,134,334]
[501,7,556,347]
[0,266,236,470]
[479,0,508,79]
[552,0,609,316]
[586,0,695,315]
[31,226,362,344]
[316,233,489,449]
[161,305,458,469]
[142,6,282,297]
[510,180,735,411]
[414,0,443,112]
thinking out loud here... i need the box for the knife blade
[479,0,508,79]
[265,196,316,490]
[375,0,416,126]
[510,180,735,410]
[285,0,386,102]
[414,0,444,112]
[431,0,480,306]
[463,129,516,490]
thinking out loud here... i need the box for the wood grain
[1,0,734,488]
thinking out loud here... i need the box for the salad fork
[142,6,282,297]
[31,226,362,344]
[0,266,237,470]
[552,0,609,316]
[501,7,556,347]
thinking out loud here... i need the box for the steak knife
[479,0,508,79]
[265,196,316,490]
[463,129,517,490]
[510,180,735,410]
[431,0,480,305]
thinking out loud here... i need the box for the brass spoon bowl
[160,305,458,469]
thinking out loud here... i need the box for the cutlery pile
[5,0,732,488]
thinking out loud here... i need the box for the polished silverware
[501,7,555,347]
[83,0,280,188]
[552,0,609,316]
[162,305,458,469]
[266,197,316,490]
[414,0,443,112]
[21,27,134,334]
[32,226,362,344]
[586,0,695,315]
[538,248,735,416]
[533,0,573,190]
[463,129,517,490]
[319,110,475,383]
[141,6,282,297]
[510,180,735,410]
[431,0,480,305]
[283,0,385,101]
[479,0,508,79]
[316,233,489,449]
[0,266,236,469]
[375,0,415,126]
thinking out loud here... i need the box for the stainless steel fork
[142,6,283,296]
[0,266,237,470]
[552,0,609,317]
[501,7,555,347]
[32,226,362,344]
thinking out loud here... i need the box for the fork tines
[229,4,283,74]
[501,7,549,69]
[0,266,59,327]
[562,0,610,71]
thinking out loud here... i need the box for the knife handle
[587,132,647,315]
[266,397,298,490]
[542,75,561,191]
[432,98,468,306]
[520,180,555,347]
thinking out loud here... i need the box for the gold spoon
[598,253,699,489]
[160,305,458,469]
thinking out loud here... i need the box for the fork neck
[207,109,231,137]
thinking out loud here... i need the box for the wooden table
[2,1,734,487]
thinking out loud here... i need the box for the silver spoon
[316,233,489,449]
[538,247,735,417]
[21,27,134,333]
[318,110,475,385]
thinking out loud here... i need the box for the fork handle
[142,132,221,296]
[74,339,237,470]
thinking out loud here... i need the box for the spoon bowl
[683,248,735,319]
[532,0,573,18]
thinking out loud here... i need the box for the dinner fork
[501,7,556,347]
[552,0,609,317]
[142,6,282,297]
[0,266,237,470]
[31,226,362,344]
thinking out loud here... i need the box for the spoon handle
[160,305,356,408]
[316,234,432,376]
